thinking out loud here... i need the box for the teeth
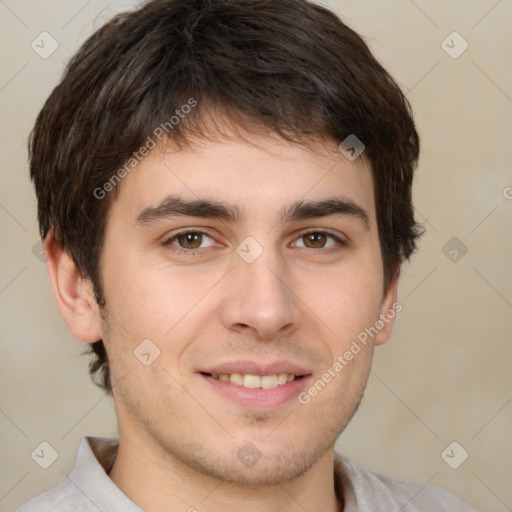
[230,373,244,386]
[261,375,278,389]
[244,374,261,388]
[277,373,288,385]
[211,373,297,388]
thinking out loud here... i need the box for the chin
[194,451,315,487]
[167,434,334,488]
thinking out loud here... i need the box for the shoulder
[334,452,476,511]
[10,481,79,512]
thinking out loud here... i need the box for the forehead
[111,134,376,226]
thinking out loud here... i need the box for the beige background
[0,1,510,510]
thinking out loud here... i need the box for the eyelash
[162,229,347,256]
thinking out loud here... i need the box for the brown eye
[293,231,345,252]
[164,231,216,252]
[303,232,328,248]
[176,232,203,249]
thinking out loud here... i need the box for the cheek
[299,260,383,338]
[100,251,177,327]
[99,259,223,365]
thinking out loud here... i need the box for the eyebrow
[134,194,370,229]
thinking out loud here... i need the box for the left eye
[293,232,340,249]
[166,231,216,250]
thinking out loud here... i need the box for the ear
[373,276,400,347]
[43,236,102,343]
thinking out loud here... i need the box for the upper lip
[198,360,311,377]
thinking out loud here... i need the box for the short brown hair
[29,0,423,394]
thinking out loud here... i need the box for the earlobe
[373,278,399,347]
[44,236,102,343]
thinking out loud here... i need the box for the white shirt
[13,436,476,511]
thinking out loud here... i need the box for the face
[92,133,396,486]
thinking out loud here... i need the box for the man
[16,0,475,510]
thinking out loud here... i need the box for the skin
[45,130,398,512]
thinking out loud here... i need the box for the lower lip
[199,374,311,410]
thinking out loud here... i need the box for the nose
[219,247,302,340]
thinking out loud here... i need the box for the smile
[205,372,297,389]
[199,368,310,410]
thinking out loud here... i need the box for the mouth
[201,372,304,389]
[197,362,311,410]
